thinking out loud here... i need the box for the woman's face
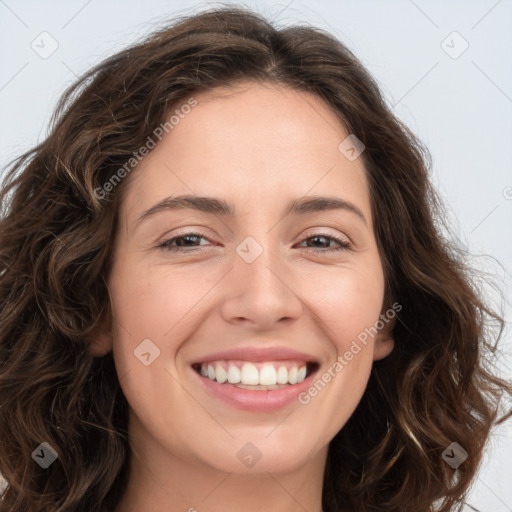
[99,81,394,476]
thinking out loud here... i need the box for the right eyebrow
[137,195,235,224]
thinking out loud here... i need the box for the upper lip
[192,346,319,365]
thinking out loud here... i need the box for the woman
[0,6,509,512]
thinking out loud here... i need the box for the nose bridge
[220,234,303,327]
[237,240,283,292]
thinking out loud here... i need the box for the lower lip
[192,367,317,412]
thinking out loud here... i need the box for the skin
[91,80,394,512]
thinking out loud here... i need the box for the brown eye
[158,232,211,251]
[297,234,351,252]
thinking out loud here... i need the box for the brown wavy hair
[0,5,510,512]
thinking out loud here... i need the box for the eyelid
[155,225,217,245]
[294,233,351,252]
[157,231,214,251]
[300,227,352,245]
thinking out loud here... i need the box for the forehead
[167,80,352,163]
[122,80,371,223]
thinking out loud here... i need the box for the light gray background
[1,1,511,510]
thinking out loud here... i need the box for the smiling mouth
[191,360,320,390]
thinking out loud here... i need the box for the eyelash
[157,231,351,253]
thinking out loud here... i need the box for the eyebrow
[137,194,367,226]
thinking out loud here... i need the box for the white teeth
[198,361,310,386]
[215,364,227,384]
[240,362,259,385]
[259,364,277,385]
[227,365,241,384]
[276,366,288,384]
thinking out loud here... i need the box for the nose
[220,245,304,331]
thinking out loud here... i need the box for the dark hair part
[0,5,510,512]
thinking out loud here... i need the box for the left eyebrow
[284,196,367,226]
[136,194,367,226]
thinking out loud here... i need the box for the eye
[295,233,351,252]
[157,231,351,253]
[158,232,212,251]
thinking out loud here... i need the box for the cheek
[107,261,178,375]
[302,262,385,348]
[109,260,207,340]
[294,259,384,421]
[108,257,227,388]
[296,269,381,442]
[107,261,208,445]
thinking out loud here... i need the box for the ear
[87,330,113,357]
[85,307,114,357]
[372,301,398,361]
